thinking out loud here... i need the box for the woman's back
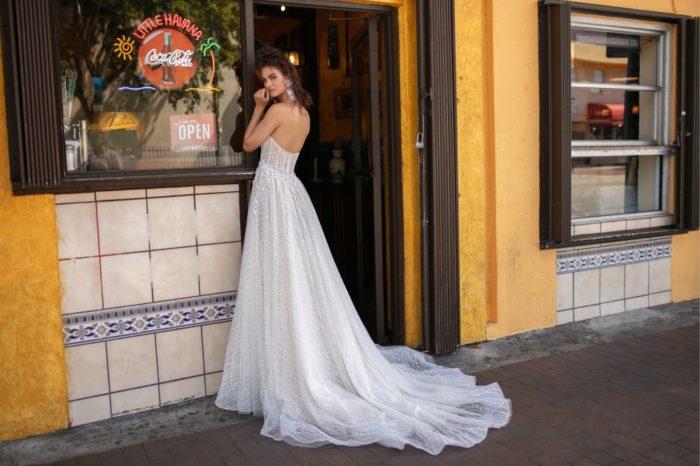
[268,102,310,153]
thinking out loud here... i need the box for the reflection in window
[571,29,658,86]
[58,1,246,172]
[571,156,662,218]
[571,88,655,141]
[571,28,660,143]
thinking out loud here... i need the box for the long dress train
[215,137,511,455]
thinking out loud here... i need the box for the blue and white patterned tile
[556,239,671,274]
[63,292,236,347]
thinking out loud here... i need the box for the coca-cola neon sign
[112,13,207,91]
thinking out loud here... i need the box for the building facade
[0,0,697,442]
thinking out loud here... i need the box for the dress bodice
[258,137,299,176]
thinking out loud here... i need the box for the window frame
[538,0,699,249]
[0,0,256,195]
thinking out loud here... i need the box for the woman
[215,46,511,455]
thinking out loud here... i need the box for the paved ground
[1,300,698,466]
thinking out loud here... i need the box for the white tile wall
[573,305,600,321]
[98,200,149,254]
[59,258,103,314]
[159,376,206,406]
[56,185,244,424]
[65,343,109,401]
[573,223,601,236]
[625,262,649,298]
[203,322,231,373]
[107,335,158,392]
[573,269,600,308]
[556,239,674,325]
[195,192,241,244]
[147,196,196,250]
[101,253,152,308]
[56,193,96,204]
[195,184,239,194]
[649,291,672,306]
[56,203,99,259]
[649,258,671,294]
[96,189,146,201]
[625,295,649,311]
[626,218,651,230]
[600,220,627,233]
[556,310,574,325]
[147,187,194,198]
[151,247,199,301]
[156,327,204,382]
[600,300,625,316]
[600,266,624,303]
[556,273,573,311]
[205,372,223,396]
[111,386,160,417]
[69,395,111,427]
[198,243,242,295]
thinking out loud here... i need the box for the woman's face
[259,66,288,100]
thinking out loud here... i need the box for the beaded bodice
[258,137,299,176]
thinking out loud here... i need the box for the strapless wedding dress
[215,137,511,455]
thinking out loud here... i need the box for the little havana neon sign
[133,13,203,41]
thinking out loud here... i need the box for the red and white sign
[170,113,217,152]
[138,28,198,90]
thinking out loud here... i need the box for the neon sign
[185,38,222,94]
[132,14,203,42]
[112,13,218,91]
[113,35,135,61]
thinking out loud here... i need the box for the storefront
[0,0,697,442]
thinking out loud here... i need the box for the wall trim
[63,292,235,347]
[556,239,672,274]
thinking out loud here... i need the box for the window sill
[541,226,689,250]
[11,168,257,195]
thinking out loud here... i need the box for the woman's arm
[242,90,283,152]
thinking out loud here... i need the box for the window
[1,0,254,194]
[539,1,698,248]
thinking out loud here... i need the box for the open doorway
[252,3,400,344]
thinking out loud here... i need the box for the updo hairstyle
[255,46,313,109]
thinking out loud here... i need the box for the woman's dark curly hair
[255,46,313,109]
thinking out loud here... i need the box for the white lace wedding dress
[215,137,511,455]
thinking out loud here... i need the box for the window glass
[571,155,662,218]
[571,88,656,141]
[571,29,658,86]
[58,1,247,172]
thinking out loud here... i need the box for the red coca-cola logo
[137,28,198,90]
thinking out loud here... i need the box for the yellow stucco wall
[481,0,699,340]
[0,52,68,439]
[672,232,700,301]
[454,0,493,343]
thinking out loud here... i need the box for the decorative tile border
[63,292,235,347]
[556,239,671,274]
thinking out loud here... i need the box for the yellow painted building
[0,0,697,441]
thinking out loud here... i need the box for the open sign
[170,113,217,152]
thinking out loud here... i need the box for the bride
[215,46,511,455]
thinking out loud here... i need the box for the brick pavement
[46,324,698,466]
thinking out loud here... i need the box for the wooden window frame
[538,0,699,249]
[0,0,256,195]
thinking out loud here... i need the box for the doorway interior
[251,2,402,344]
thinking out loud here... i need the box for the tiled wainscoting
[556,238,672,325]
[55,185,241,426]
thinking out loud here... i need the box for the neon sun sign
[114,13,222,93]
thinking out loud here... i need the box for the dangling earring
[284,79,296,101]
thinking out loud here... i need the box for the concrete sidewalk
[1,300,697,466]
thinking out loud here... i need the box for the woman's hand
[253,88,270,109]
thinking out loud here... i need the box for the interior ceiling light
[280,5,286,12]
